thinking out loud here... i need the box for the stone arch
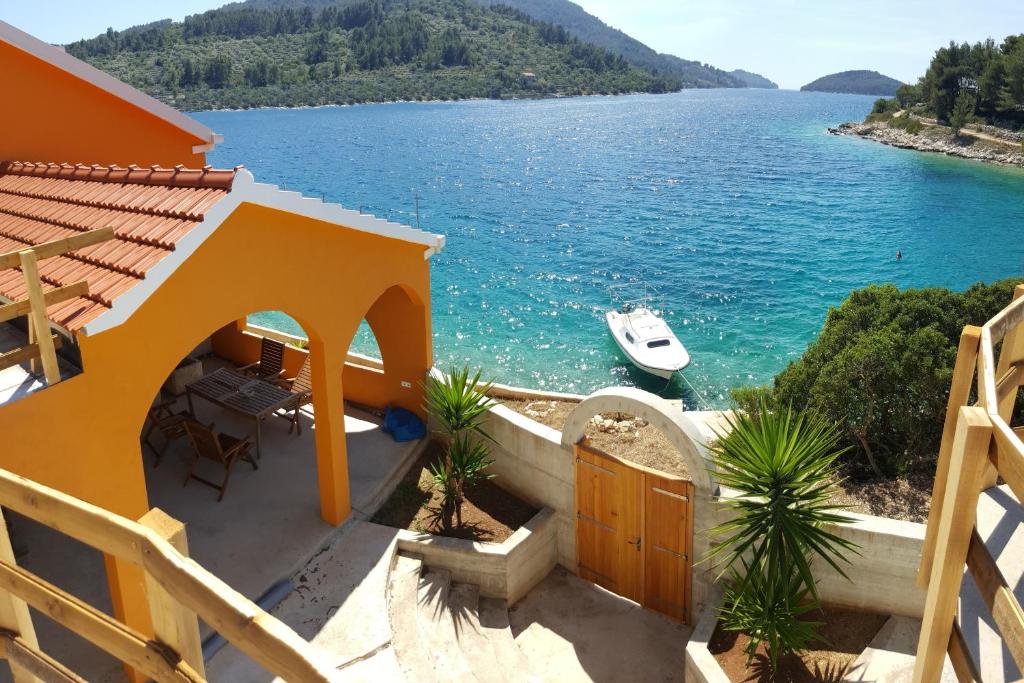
[561,386,716,491]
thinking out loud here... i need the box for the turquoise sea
[196,89,1024,407]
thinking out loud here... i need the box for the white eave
[0,20,220,151]
[83,169,446,336]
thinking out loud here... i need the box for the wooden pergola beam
[0,335,63,373]
[0,227,115,271]
[0,282,89,325]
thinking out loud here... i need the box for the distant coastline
[830,120,1024,167]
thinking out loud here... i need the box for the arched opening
[137,310,332,601]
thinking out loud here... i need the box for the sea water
[196,89,1024,407]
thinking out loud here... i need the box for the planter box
[164,357,203,396]
[395,507,557,604]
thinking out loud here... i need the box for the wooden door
[642,473,694,622]
[574,441,694,623]
[574,443,643,603]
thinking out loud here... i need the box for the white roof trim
[0,20,219,149]
[82,169,445,336]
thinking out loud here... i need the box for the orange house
[0,19,443,654]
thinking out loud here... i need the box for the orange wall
[0,41,208,168]
[0,201,434,661]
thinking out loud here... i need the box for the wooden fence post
[138,509,205,679]
[913,406,992,683]
[0,508,40,683]
[918,325,981,588]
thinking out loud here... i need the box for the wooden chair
[239,337,286,382]
[277,357,314,435]
[142,399,192,468]
[182,420,257,502]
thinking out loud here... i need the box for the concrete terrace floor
[510,567,690,682]
[0,385,423,683]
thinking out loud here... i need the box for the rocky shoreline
[829,121,1024,167]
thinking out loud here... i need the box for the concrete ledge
[684,598,730,683]
[395,507,558,604]
[486,382,586,402]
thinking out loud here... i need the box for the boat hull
[605,310,690,380]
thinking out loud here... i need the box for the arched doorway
[561,387,718,625]
[137,310,331,599]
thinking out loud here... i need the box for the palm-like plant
[425,366,497,439]
[424,366,498,530]
[430,434,495,528]
[708,400,858,667]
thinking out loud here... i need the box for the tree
[733,280,1021,479]
[950,89,975,135]
[708,403,857,668]
[203,54,232,89]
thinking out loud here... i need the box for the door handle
[627,536,641,551]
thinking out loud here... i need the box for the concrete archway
[561,386,715,491]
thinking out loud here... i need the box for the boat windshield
[647,339,671,348]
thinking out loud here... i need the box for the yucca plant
[707,400,858,668]
[430,433,495,528]
[424,366,498,530]
[425,366,497,439]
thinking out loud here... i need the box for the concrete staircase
[387,551,540,683]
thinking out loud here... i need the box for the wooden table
[185,368,295,458]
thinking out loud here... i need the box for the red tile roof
[0,161,236,332]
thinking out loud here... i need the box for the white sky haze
[4,0,1023,89]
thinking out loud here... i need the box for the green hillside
[729,69,777,89]
[800,70,903,96]
[231,0,776,89]
[470,0,773,88]
[65,0,680,110]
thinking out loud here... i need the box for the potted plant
[424,366,498,531]
[707,399,858,670]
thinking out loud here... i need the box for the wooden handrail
[915,283,1024,682]
[0,467,338,682]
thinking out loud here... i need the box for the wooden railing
[914,283,1024,682]
[0,467,339,682]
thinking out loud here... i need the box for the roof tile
[0,161,235,331]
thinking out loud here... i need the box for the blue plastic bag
[382,406,427,442]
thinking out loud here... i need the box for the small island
[801,70,903,96]
[828,35,1024,167]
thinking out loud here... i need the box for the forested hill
[729,69,778,89]
[230,0,776,89]
[801,70,903,96]
[65,0,680,110]
[469,0,771,88]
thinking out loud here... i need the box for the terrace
[2,328,424,681]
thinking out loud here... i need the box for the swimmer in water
[896,250,903,261]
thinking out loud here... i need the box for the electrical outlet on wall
[401,381,412,388]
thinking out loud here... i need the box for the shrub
[733,279,1021,478]
[950,90,976,135]
[708,402,856,667]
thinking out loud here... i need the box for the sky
[3,0,1023,89]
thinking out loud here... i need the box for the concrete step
[416,568,479,683]
[387,552,437,683]
[447,583,510,683]
[478,597,539,683]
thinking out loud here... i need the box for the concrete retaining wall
[815,512,927,618]
[484,405,577,570]
[396,507,558,604]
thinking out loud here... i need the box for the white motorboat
[605,286,690,379]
